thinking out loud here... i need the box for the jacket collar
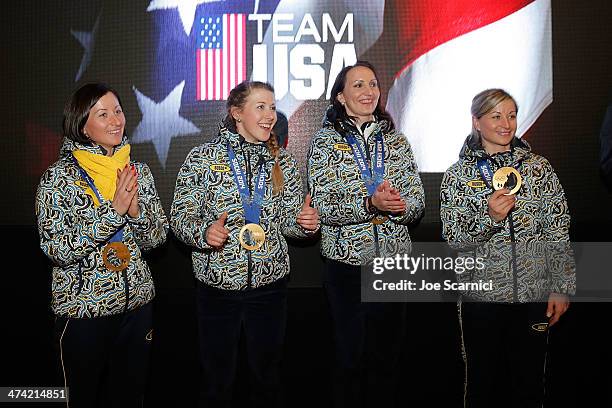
[219,124,269,157]
[459,134,531,165]
[59,135,129,158]
[327,116,390,143]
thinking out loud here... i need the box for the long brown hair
[224,81,284,195]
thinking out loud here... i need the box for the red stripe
[225,14,229,98]
[223,49,227,98]
[228,14,233,91]
[215,48,223,99]
[388,0,533,76]
[213,49,216,100]
[211,49,215,100]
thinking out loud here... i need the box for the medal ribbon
[477,159,494,189]
[227,142,267,224]
[346,131,385,195]
[72,155,124,242]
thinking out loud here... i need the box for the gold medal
[102,242,131,272]
[492,167,522,195]
[239,223,266,251]
[372,215,388,225]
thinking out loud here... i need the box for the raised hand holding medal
[492,167,522,195]
[477,159,519,222]
[488,188,516,222]
[489,166,521,221]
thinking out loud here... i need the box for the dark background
[2,1,612,407]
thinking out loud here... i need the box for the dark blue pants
[196,278,287,408]
[323,258,406,408]
[54,303,153,408]
[459,300,549,408]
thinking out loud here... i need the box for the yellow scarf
[73,145,131,206]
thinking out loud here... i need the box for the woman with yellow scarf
[36,83,168,407]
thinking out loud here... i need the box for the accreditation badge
[239,223,266,251]
[102,242,131,272]
[372,215,388,225]
[492,167,522,195]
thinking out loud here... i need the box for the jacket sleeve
[126,163,168,251]
[170,147,214,250]
[440,166,505,249]
[36,166,126,267]
[387,133,425,225]
[307,129,374,226]
[539,159,576,295]
[279,154,315,239]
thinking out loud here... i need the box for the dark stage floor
[3,226,612,407]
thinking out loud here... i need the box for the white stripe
[229,14,236,90]
[59,320,70,408]
[215,49,221,100]
[200,51,206,100]
[237,14,244,82]
[387,0,552,172]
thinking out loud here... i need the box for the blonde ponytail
[267,133,284,195]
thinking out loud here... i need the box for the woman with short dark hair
[36,82,168,407]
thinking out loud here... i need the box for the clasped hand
[371,180,406,214]
[112,164,139,217]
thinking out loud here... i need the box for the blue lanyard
[345,131,385,195]
[476,159,494,189]
[72,154,124,242]
[226,142,267,224]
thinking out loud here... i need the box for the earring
[236,117,241,123]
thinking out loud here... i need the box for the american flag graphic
[196,14,246,101]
